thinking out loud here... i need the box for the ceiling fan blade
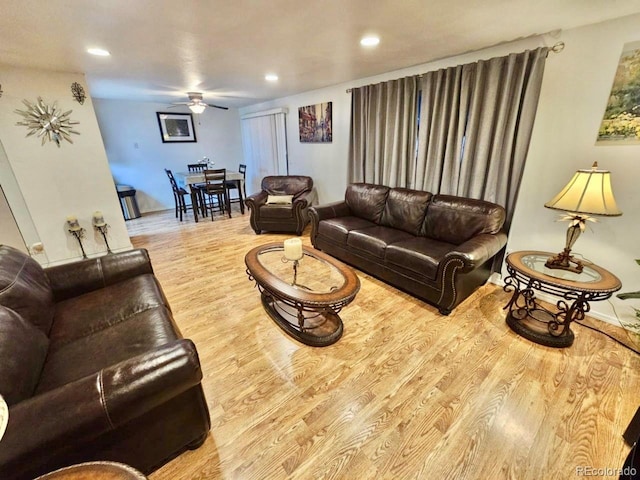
[206,104,229,110]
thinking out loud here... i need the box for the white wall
[0,65,132,264]
[93,99,244,212]
[240,14,640,326]
[508,14,640,326]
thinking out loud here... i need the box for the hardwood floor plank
[123,210,640,480]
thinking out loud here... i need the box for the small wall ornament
[71,82,86,104]
[15,97,80,147]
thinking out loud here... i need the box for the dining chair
[202,169,231,220]
[224,163,247,214]
[186,163,208,215]
[187,163,207,172]
[164,168,195,221]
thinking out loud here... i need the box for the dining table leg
[237,180,244,214]
[190,190,199,222]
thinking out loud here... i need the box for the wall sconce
[67,216,87,259]
[71,82,86,105]
[93,211,112,254]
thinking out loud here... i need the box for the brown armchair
[245,176,317,235]
[0,246,210,480]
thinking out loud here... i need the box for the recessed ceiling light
[87,48,110,57]
[360,36,380,47]
[265,74,278,82]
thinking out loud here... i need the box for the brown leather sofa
[0,246,210,480]
[245,175,317,235]
[309,183,508,314]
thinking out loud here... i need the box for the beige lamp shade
[544,162,622,216]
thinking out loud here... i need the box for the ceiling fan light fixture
[87,48,111,57]
[189,103,206,114]
[360,35,380,47]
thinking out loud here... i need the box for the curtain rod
[345,42,565,93]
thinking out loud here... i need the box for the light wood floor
[125,209,640,480]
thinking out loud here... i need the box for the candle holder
[281,256,301,286]
[282,238,304,286]
[94,223,112,254]
[67,223,87,259]
[92,212,112,254]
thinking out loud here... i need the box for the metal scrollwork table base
[245,243,360,347]
[503,251,621,348]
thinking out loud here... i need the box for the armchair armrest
[245,191,268,210]
[292,188,317,210]
[0,339,202,479]
[45,249,154,302]
[444,231,508,272]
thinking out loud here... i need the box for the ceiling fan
[169,92,229,113]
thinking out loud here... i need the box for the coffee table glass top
[257,245,345,293]
[520,253,602,283]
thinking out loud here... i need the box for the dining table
[175,170,245,222]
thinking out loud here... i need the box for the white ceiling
[2,0,640,108]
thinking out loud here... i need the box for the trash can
[116,185,141,220]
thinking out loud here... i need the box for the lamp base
[545,249,584,274]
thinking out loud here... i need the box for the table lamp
[544,162,622,273]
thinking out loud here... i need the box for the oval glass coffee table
[245,242,360,346]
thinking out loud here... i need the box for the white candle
[66,216,81,230]
[92,211,106,226]
[284,238,303,261]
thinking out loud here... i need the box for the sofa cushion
[380,188,432,236]
[47,274,170,347]
[260,204,294,219]
[36,305,179,394]
[347,226,414,259]
[317,216,377,245]
[385,237,456,280]
[0,245,55,335]
[345,184,389,224]
[0,306,49,405]
[423,195,506,245]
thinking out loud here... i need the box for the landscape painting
[597,41,640,144]
[299,102,332,143]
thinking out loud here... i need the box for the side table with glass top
[503,251,621,347]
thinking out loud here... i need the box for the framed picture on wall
[596,40,640,145]
[156,112,197,143]
[298,102,332,143]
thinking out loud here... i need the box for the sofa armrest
[0,339,202,479]
[444,231,508,272]
[308,201,351,222]
[45,249,154,302]
[308,201,352,246]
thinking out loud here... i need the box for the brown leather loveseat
[245,175,317,235]
[309,183,508,314]
[0,246,210,480]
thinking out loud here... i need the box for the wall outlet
[30,242,44,254]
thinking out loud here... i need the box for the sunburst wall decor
[15,97,80,147]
